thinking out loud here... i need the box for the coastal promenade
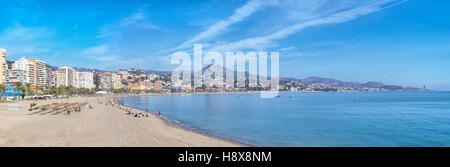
[0,96,240,147]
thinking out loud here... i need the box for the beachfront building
[58,66,77,87]
[96,72,113,90]
[113,73,123,89]
[7,69,27,83]
[46,66,56,86]
[29,59,47,86]
[0,48,7,84]
[54,70,66,87]
[11,57,35,84]
[9,57,50,86]
[77,71,94,89]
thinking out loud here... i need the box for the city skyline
[1,0,450,90]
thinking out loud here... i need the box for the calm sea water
[119,92,450,146]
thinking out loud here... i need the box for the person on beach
[158,110,161,116]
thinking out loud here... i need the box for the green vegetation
[11,84,97,99]
[0,83,6,101]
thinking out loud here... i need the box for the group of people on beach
[66,106,81,116]
[106,98,162,118]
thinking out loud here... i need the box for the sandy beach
[0,96,241,147]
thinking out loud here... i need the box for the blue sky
[1,0,450,90]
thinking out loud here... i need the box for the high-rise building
[11,57,35,84]
[77,71,94,89]
[46,66,56,86]
[96,72,113,90]
[113,73,123,89]
[10,57,50,86]
[7,69,27,83]
[54,70,66,87]
[0,48,7,84]
[58,66,77,87]
[29,59,47,86]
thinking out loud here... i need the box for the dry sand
[0,96,241,147]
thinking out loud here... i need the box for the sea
[119,92,450,146]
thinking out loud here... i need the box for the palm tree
[13,82,22,89]
[57,86,66,97]
[24,83,33,96]
[49,86,58,96]
[0,84,6,101]
[13,82,24,99]
[37,86,45,95]
[66,86,75,95]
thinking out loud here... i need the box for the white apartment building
[58,66,77,87]
[46,66,56,86]
[54,70,66,87]
[97,72,113,90]
[77,71,94,89]
[7,69,27,83]
[147,73,159,81]
[11,57,35,84]
[30,59,47,86]
[0,48,7,84]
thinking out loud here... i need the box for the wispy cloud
[120,12,146,26]
[97,8,159,39]
[82,45,109,55]
[87,7,163,69]
[279,46,296,51]
[208,0,405,52]
[174,0,279,50]
[0,23,52,57]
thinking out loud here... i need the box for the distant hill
[142,69,171,75]
[73,67,109,72]
[299,76,361,87]
[281,76,425,91]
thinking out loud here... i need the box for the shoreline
[137,107,253,147]
[116,96,255,147]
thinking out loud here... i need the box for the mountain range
[281,76,413,90]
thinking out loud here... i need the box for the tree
[49,86,58,96]
[57,86,66,96]
[0,84,6,101]
[13,82,23,99]
[24,83,33,96]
